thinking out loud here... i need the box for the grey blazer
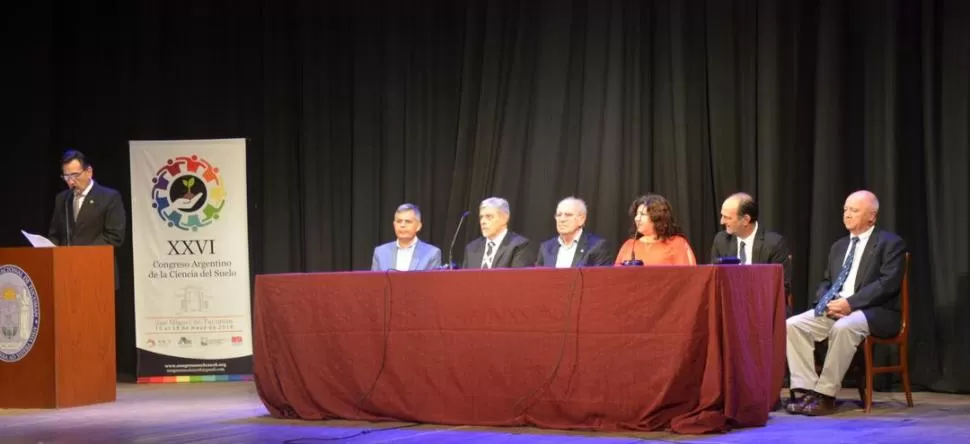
[371,239,442,271]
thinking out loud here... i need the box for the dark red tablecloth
[253,265,786,434]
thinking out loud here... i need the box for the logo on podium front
[150,155,226,231]
[0,264,40,363]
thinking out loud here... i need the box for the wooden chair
[858,252,913,413]
[809,252,913,413]
[783,254,793,400]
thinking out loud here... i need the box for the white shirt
[482,228,508,268]
[75,180,94,214]
[840,225,875,298]
[736,222,758,265]
[394,238,418,271]
[555,229,582,268]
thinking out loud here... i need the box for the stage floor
[1,382,969,443]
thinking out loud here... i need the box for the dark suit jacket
[813,228,906,338]
[462,231,534,269]
[534,231,612,267]
[709,226,791,294]
[48,182,127,288]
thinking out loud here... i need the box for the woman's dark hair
[628,194,684,241]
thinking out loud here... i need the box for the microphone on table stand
[621,232,643,266]
[441,210,470,270]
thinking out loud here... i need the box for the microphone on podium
[441,210,471,270]
[621,233,643,266]
[64,190,73,246]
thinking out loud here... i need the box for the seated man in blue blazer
[535,197,612,267]
[371,203,442,271]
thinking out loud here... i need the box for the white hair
[557,196,588,215]
[480,197,510,216]
[851,190,880,215]
[395,203,421,221]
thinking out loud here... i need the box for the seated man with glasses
[535,197,612,268]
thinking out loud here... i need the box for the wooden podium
[0,246,116,408]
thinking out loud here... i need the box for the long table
[252,265,786,434]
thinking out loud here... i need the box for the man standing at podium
[47,150,126,254]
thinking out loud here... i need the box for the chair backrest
[898,252,912,339]
[786,253,793,309]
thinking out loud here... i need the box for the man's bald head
[843,190,879,235]
[720,192,758,237]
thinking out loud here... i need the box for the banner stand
[129,139,253,383]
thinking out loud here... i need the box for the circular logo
[0,264,40,363]
[151,155,226,231]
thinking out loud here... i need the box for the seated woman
[614,194,697,266]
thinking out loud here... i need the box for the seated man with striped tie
[461,197,534,269]
[785,190,907,416]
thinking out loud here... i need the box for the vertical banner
[129,139,252,382]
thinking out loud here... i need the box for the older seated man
[785,190,906,416]
[535,197,612,267]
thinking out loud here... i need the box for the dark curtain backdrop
[2,0,968,393]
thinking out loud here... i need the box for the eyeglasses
[60,171,86,181]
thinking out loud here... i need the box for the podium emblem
[0,264,40,363]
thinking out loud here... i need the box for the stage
[0,382,967,443]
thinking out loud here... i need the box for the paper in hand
[21,230,56,247]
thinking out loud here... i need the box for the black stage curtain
[2,0,967,393]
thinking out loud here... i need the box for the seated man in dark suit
[710,192,791,295]
[462,197,533,269]
[785,190,906,416]
[535,197,612,267]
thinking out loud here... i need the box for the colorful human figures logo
[151,155,226,231]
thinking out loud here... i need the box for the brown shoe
[784,389,815,415]
[801,394,838,416]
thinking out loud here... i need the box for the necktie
[739,241,747,265]
[481,241,496,269]
[73,193,83,221]
[814,237,860,316]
